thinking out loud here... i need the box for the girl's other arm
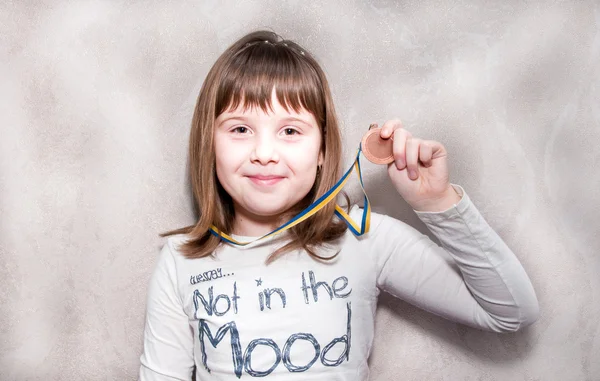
[368,183,539,333]
[139,241,195,380]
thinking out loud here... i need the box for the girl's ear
[318,151,324,166]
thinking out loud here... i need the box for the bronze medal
[361,124,394,165]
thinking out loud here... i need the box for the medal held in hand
[360,123,394,165]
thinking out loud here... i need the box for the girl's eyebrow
[217,115,249,124]
[280,116,314,127]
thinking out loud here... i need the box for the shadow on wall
[371,291,538,366]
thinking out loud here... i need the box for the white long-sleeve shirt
[139,183,539,380]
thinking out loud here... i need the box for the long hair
[161,30,351,264]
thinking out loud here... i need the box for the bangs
[215,42,325,125]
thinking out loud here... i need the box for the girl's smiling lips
[247,174,285,186]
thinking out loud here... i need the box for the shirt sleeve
[367,183,539,333]
[139,239,195,380]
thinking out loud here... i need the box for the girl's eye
[232,126,248,134]
[283,128,299,136]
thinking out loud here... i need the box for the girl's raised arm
[365,183,539,333]
[139,241,195,380]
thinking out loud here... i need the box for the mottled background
[1,1,599,380]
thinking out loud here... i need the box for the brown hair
[161,29,351,264]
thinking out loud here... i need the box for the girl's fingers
[392,128,411,169]
[380,119,403,139]
[405,138,420,178]
[419,140,434,167]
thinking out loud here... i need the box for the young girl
[139,30,539,380]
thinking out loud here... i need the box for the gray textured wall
[1,1,599,380]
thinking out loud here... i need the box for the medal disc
[361,127,394,165]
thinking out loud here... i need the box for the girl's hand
[379,119,461,212]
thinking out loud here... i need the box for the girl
[139,30,539,380]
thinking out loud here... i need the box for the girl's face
[214,89,324,234]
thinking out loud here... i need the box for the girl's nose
[250,135,280,164]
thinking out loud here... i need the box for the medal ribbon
[209,144,372,246]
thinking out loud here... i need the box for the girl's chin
[246,206,290,218]
[238,202,296,218]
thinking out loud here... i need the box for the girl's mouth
[247,175,284,186]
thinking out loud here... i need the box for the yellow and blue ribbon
[210,144,371,246]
